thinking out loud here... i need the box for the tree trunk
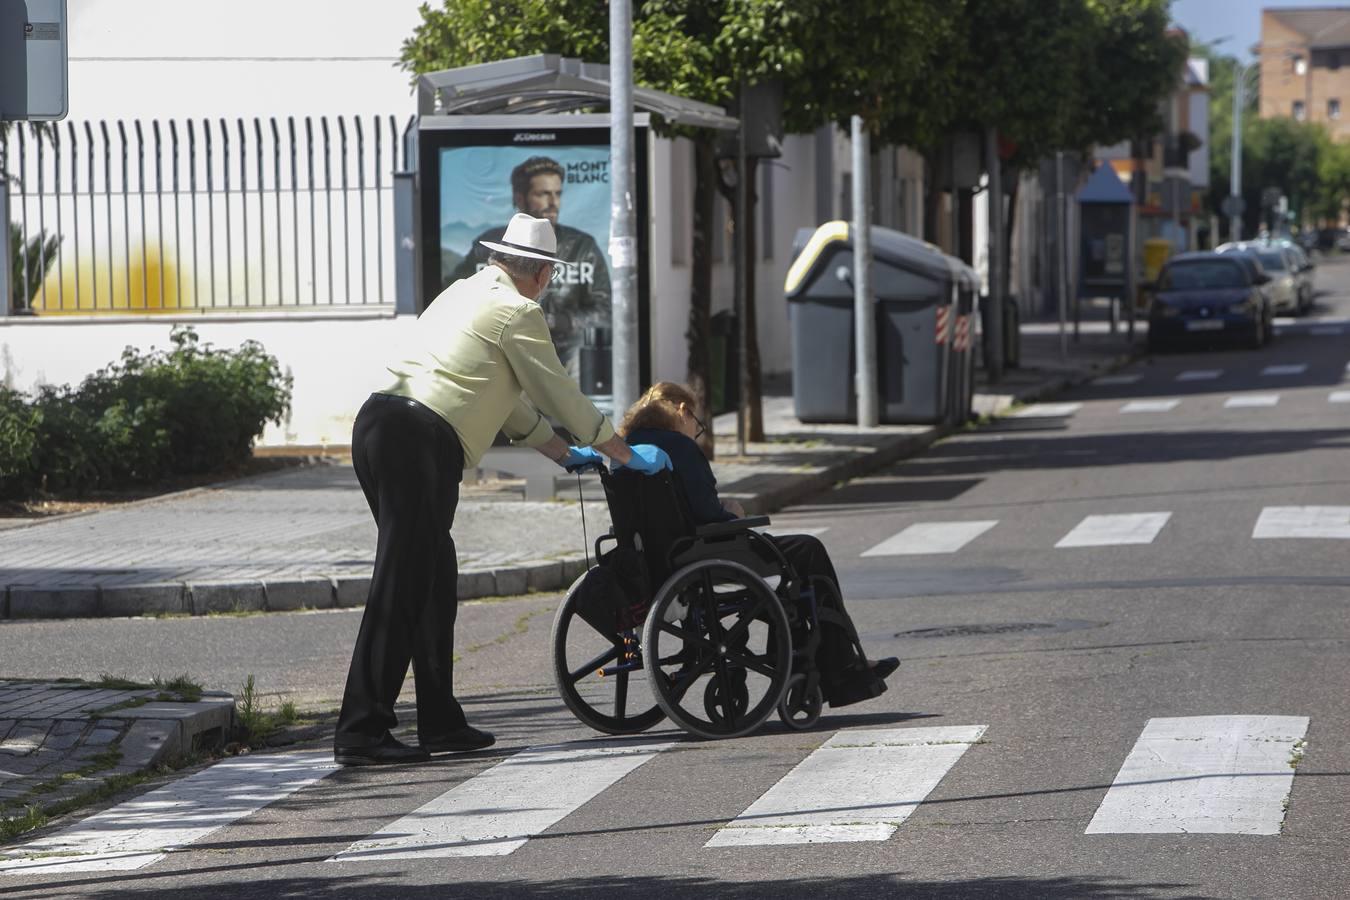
[922,147,943,245]
[688,137,717,459]
[743,156,764,442]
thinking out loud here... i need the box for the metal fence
[2,115,414,315]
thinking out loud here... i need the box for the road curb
[0,354,1136,620]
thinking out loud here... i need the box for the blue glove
[560,446,605,473]
[618,444,673,476]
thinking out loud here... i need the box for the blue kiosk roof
[1078,163,1134,205]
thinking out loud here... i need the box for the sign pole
[609,0,639,416]
[851,115,878,427]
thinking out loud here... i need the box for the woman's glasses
[689,410,706,440]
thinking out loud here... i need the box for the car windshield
[1256,251,1286,271]
[1159,261,1246,290]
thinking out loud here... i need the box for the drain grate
[893,620,1104,639]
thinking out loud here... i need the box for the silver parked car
[1215,241,1309,315]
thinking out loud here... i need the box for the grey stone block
[265,577,335,612]
[491,567,528,598]
[524,561,564,593]
[0,720,14,742]
[82,727,123,748]
[189,580,266,615]
[457,570,495,600]
[117,719,179,769]
[99,583,187,617]
[560,557,590,583]
[8,587,99,619]
[334,576,370,609]
[0,722,51,755]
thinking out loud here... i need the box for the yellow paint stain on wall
[32,243,192,315]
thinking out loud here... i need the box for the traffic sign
[1222,195,1245,218]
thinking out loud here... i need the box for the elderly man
[334,213,667,766]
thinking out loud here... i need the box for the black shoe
[334,734,430,767]
[421,725,495,754]
[869,657,900,681]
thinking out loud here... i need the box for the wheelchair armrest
[695,516,770,538]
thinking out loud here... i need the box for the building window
[1331,99,1342,120]
[1294,100,1307,121]
[1293,54,1307,76]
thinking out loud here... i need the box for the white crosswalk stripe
[0,750,336,874]
[1011,402,1081,418]
[1253,506,1350,539]
[1261,364,1308,376]
[1085,715,1309,835]
[1176,369,1221,382]
[328,739,670,861]
[1120,399,1181,413]
[1310,325,1345,336]
[1224,394,1280,408]
[1330,390,1350,403]
[861,521,997,556]
[1056,513,1171,548]
[706,726,987,847]
[1093,374,1143,386]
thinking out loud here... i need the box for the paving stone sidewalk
[0,681,234,823]
[0,325,1138,620]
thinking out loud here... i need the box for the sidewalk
[0,680,234,827]
[0,324,1139,620]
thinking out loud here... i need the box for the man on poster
[451,156,612,374]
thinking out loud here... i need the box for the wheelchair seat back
[599,470,696,587]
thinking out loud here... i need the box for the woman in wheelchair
[619,381,899,708]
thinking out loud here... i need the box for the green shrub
[0,326,292,500]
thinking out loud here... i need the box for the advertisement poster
[438,144,614,392]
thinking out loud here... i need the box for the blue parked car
[1147,252,1273,352]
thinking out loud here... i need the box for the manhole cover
[892,620,1104,639]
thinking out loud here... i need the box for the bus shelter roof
[417,54,738,131]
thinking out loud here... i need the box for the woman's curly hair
[618,381,699,438]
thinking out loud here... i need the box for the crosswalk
[0,715,1313,872]
[1022,389,1349,416]
[859,505,1350,557]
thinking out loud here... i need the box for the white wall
[0,312,413,446]
[66,0,424,121]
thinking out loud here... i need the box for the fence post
[0,171,12,317]
[393,170,417,315]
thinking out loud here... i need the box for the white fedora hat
[479,213,567,265]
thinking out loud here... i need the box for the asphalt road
[3,259,1349,898]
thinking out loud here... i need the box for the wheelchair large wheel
[641,558,792,740]
[551,571,665,735]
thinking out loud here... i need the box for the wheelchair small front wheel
[642,558,791,740]
[551,570,665,735]
[777,673,823,731]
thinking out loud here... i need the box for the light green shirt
[380,265,615,469]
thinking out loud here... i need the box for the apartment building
[1260,6,1350,140]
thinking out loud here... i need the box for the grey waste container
[785,222,979,425]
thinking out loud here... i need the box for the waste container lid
[786,221,978,298]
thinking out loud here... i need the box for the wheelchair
[551,468,867,740]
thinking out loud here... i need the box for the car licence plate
[1185,320,1224,331]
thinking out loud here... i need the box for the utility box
[785,222,979,425]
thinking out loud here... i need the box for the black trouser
[769,533,867,682]
[335,393,466,748]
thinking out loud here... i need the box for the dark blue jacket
[625,427,735,525]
